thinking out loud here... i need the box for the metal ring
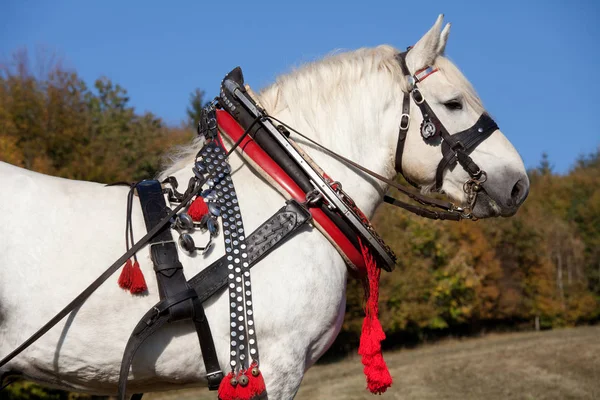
[304,190,323,206]
[477,171,488,184]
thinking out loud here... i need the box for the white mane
[258,45,403,118]
[158,45,484,180]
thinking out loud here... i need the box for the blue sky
[1,0,599,173]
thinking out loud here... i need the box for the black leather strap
[395,91,410,174]
[395,51,412,175]
[137,181,192,321]
[136,180,223,390]
[191,297,222,390]
[117,199,311,399]
[384,195,461,221]
[435,113,498,187]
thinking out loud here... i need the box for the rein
[266,115,469,221]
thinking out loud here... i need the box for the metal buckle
[206,370,223,378]
[399,113,410,130]
[150,240,176,248]
[412,88,425,104]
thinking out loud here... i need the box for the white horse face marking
[401,15,529,218]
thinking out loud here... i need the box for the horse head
[258,15,528,221]
[399,15,529,218]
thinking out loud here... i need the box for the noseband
[394,50,498,210]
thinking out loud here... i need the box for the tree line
[1,52,598,398]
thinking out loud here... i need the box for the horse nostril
[510,179,529,207]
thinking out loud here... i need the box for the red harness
[216,110,366,270]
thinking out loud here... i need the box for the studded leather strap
[117,199,311,399]
[196,140,260,374]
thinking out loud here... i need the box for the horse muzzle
[472,172,529,218]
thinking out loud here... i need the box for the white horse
[0,15,528,399]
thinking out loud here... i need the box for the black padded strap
[117,200,311,400]
[435,113,498,189]
[137,180,192,321]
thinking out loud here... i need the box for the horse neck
[257,70,403,218]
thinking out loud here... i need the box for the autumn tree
[186,88,208,130]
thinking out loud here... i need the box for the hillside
[144,325,600,400]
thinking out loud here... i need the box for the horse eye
[444,100,463,111]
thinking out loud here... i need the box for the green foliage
[186,88,208,129]
[536,152,553,176]
[0,52,193,183]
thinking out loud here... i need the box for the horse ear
[437,23,451,55]
[406,14,444,73]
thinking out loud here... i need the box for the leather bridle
[280,49,500,221]
[393,49,498,216]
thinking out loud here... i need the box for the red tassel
[236,376,252,400]
[118,259,133,289]
[129,260,147,294]
[218,367,265,400]
[247,363,266,398]
[358,239,392,394]
[188,196,209,221]
[218,372,238,400]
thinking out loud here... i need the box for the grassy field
[144,325,600,400]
